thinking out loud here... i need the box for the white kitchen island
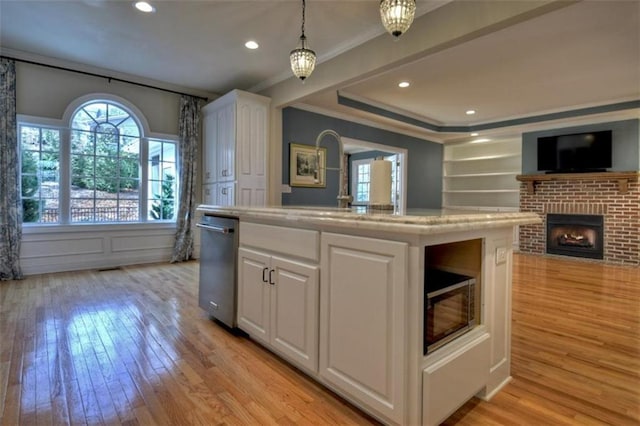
[196,205,540,425]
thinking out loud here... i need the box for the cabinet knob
[269,269,275,285]
[262,267,268,283]
[221,187,228,195]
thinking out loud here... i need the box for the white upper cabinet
[202,90,270,206]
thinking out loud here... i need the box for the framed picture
[289,143,326,187]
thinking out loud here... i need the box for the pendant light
[380,0,416,38]
[290,0,316,81]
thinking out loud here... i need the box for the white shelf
[443,190,520,193]
[442,138,522,211]
[443,153,520,162]
[444,205,520,212]
[446,172,519,178]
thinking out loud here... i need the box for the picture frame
[289,143,326,188]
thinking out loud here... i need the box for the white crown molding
[291,102,445,144]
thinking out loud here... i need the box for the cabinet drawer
[422,333,490,426]
[240,222,319,262]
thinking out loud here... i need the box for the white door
[270,256,319,373]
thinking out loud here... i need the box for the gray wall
[282,107,443,209]
[522,119,640,174]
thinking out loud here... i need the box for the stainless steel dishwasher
[196,214,239,328]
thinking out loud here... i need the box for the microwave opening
[424,269,476,354]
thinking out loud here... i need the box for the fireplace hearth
[546,214,604,259]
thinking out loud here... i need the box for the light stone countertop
[196,205,541,236]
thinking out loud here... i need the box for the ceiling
[1,0,639,143]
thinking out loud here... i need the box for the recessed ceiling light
[465,110,476,115]
[245,41,259,50]
[134,1,155,12]
[470,132,479,137]
[398,81,410,88]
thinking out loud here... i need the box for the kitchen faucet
[314,129,353,208]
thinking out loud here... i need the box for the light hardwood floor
[1,254,638,425]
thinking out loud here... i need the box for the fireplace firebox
[546,214,604,259]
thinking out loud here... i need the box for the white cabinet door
[320,232,408,424]
[270,255,319,373]
[216,102,235,182]
[202,109,217,184]
[202,183,217,205]
[215,182,235,206]
[237,247,270,345]
[238,247,319,372]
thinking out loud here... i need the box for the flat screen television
[537,130,612,173]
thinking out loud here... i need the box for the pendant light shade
[290,0,316,81]
[380,0,416,38]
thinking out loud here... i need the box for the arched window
[19,98,177,224]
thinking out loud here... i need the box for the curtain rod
[1,55,209,102]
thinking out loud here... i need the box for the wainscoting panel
[20,223,200,276]
[21,236,104,258]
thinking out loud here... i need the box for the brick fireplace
[518,173,640,265]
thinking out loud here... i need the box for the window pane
[21,150,38,174]
[19,125,60,224]
[108,104,128,121]
[71,155,95,178]
[120,179,139,197]
[22,198,42,223]
[147,140,177,221]
[83,103,107,123]
[99,180,119,199]
[120,157,139,180]
[72,109,95,130]
[70,197,93,222]
[71,130,95,154]
[149,140,162,159]
[20,126,41,151]
[41,200,59,223]
[163,143,176,163]
[95,125,119,156]
[118,117,140,137]
[22,175,40,198]
[120,199,139,222]
[41,129,60,152]
[121,136,140,155]
[95,200,118,222]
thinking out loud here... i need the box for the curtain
[0,58,23,280]
[171,95,201,262]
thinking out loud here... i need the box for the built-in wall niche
[443,138,521,211]
[424,239,482,354]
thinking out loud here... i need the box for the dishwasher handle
[196,223,235,234]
